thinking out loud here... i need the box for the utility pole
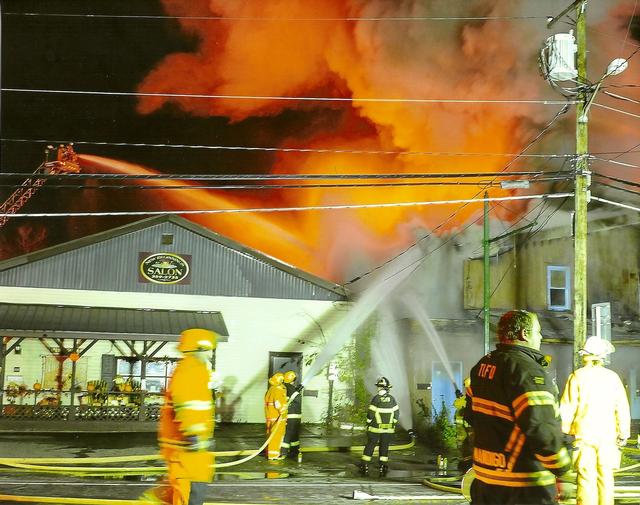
[547,1,627,368]
[483,192,490,354]
[573,1,590,370]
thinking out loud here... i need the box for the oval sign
[140,253,190,284]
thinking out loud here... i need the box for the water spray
[300,248,425,389]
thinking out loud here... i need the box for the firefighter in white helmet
[146,328,217,505]
[360,376,399,477]
[560,336,631,505]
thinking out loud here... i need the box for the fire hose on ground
[0,388,415,475]
[0,414,290,504]
[418,449,640,504]
[0,410,418,504]
[0,433,416,477]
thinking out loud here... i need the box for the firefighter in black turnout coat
[280,370,302,459]
[464,310,572,504]
[360,377,399,477]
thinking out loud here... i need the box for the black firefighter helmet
[375,376,392,389]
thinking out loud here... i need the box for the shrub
[416,398,457,452]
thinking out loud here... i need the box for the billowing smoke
[7,2,635,281]
[132,0,579,279]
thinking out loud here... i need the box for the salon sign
[139,252,191,284]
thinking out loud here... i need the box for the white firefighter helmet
[579,336,615,358]
[376,376,392,389]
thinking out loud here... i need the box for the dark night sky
[0,0,349,263]
[1,0,302,174]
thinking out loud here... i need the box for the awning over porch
[0,303,229,342]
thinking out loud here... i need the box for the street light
[541,4,629,368]
[581,58,628,121]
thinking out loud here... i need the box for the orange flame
[128,1,637,280]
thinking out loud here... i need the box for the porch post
[0,337,6,408]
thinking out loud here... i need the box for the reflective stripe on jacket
[366,393,399,434]
[464,344,571,488]
[560,361,631,445]
[159,354,214,452]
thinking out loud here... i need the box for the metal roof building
[0,216,349,426]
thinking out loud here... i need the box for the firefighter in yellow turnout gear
[264,372,287,460]
[360,377,399,477]
[560,336,631,505]
[153,328,217,505]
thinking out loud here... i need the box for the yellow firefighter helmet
[269,372,285,386]
[178,328,217,353]
[283,370,297,384]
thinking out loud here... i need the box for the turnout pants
[281,416,301,457]
[574,441,620,505]
[361,432,392,464]
[470,479,558,505]
[145,450,214,505]
[266,416,287,460]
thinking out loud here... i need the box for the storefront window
[115,358,177,393]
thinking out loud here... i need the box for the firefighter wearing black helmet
[360,376,399,477]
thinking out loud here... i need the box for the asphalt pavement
[0,424,468,505]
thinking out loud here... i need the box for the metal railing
[0,388,164,421]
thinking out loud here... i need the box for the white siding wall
[0,287,350,423]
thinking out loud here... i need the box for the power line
[0,192,572,218]
[592,180,640,198]
[3,12,550,22]
[592,102,640,120]
[346,103,570,285]
[591,196,640,213]
[620,0,639,53]
[0,138,580,159]
[9,139,637,161]
[588,26,640,49]
[607,142,640,161]
[467,159,573,260]
[592,172,640,189]
[0,177,570,191]
[364,193,562,290]
[0,170,570,181]
[1,88,574,105]
[590,157,640,170]
[468,189,558,257]
[476,192,572,318]
[602,90,640,105]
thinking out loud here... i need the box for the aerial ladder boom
[0,144,80,228]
